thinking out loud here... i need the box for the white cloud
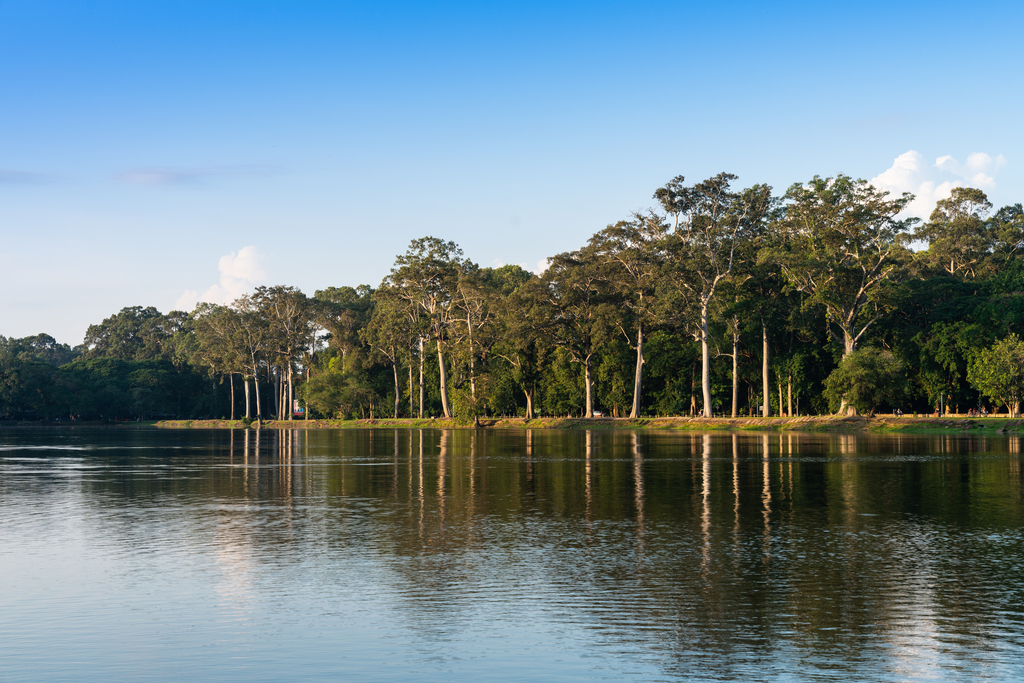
[869,150,1008,219]
[934,155,958,173]
[533,259,550,275]
[173,246,266,311]
[968,172,996,190]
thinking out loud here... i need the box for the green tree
[589,212,669,418]
[383,237,474,419]
[361,291,412,418]
[989,203,1024,263]
[314,285,374,362]
[542,245,613,417]
[83,306,182,361]
[823,347,908,416]
[250,286,313,420]
[660,173,775,417]
[191,303,248,420]
[968,334,1024,417]
[487,266,546,418]
[769,174,916,358]
[915,186,992,278]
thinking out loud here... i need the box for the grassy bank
[153,415,1024,433]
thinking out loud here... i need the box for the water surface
[2,428,1023,682]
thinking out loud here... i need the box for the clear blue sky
[3,0,1022,345]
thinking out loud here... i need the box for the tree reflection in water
[2,427,1024,681]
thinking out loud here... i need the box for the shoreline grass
[148,415,1024,434]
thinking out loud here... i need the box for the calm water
[2,428,1024,682]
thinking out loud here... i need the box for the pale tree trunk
[437,339,452,419]
[273,367,281,419]
[287,365,294,420]
[418,337,425,419]
[629,323,644,419]
[584,356,594,418]
[244,377,251,419]
[787,373,793,417]
[778,381,783,417]
[762,322,770,417]
[304,366,309,421]
[229,373,235,421]
[409,363,414,418]
[393,361,400,419]
[844,329,856,357]
[732,330,739,418]
[253,368,262,420]
[525,388,534,420]
[468,314,476,404]
[700,302,712,417]
[840,327,857,415]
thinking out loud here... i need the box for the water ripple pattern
[1,427,1023,681]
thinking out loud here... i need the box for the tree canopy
[5,173,1024,423]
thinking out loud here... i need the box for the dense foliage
[4,174,1024,422]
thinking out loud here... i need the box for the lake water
[2,427,1024,682]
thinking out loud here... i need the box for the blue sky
[3,0,1022,345]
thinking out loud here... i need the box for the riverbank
[151,415,1024,433]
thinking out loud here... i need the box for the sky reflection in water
[1,428,1023,682]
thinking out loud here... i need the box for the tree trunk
[287,365,294,420]
[787,373,793,417]
[229,373,235,421]
[273,367,280,419]
[525,387,534,420]
[701,303,712,417]
[843,328,856,357]
[253,367,262,420]
[437,338,452,419]
[731,329,739,418]
[778,381,783,417]
[837,329,858,414]
[244,377,251,419]
[762,322,771,417]
[468,314,476,404]
[418,337,425,419]
[409,363,414,418]
[393,361,400,419]
[584,356,594,418]
[629,323,644,419]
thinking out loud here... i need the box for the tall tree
[915,186,993,278]
[383,237,474,419]
[768,174,916,358]
[314,285,374,362]
[989,203,1024,263]
[968,334,1024,417]
[590,212,669,418]
[543,245,613,417]
[660,173,775,417]
[252,286,313,420]
[488,266,545,419]
[361,291,413,418]
[83,306,180,361]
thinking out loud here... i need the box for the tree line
[4,172,1024,422]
